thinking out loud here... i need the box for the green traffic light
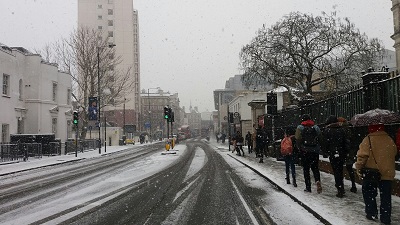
[73,119,78,124]
[164,115,169,119]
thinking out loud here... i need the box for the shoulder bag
[360,136,381,183]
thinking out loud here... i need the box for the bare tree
[37,27,134,139]
[240,12,384,102]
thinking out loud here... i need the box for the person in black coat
[321,115,350,198]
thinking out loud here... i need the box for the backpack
[281,135,293,155]
[301,126,318,147]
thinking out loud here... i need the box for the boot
[286,175,290,184]
[259,158,263,163]
[350,185,357,193]
[293,178,297,187]
[316,181,322,194]
[336,186,345,198]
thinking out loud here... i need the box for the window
[98,26,103,30]
[19,79,23,100]
[108,31,113,37]
[98,4,102,9]
[67,120,72,138]
[67,89,71,105]
[52,118,57,135]
[108,20,113,26]
[108,9,113,15]
[2,74,10,96]
[98,15,103,20]
[108,0,113,4]
[1,124,9,142]
[17,117,24,134]
[52,82,57,101]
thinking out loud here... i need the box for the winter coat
[295,119,322,153]
[355,131,397,181]
[321,122,350,160]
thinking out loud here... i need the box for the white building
[0,44,73,143]
[78,0,141,125]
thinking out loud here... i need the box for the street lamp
[147,87,159,142]
[98,43,116,154]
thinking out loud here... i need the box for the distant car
[125,138,135,145]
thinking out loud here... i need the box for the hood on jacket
[368,124,385,133]
[301,119,315,127]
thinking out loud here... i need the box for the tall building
[78,0,141,130]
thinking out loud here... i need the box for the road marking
[229,176,260,225]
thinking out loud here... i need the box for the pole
[104,116,107,153]
[123,98,126,135]
[227,107,231,152]
[97,48,101,154]
[148,89,151,142]
[75,124,78,157]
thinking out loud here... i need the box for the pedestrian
[338,117,357,193]
[233,131,244,156]
[255,126,267,163]
[396,128,400,160]
[295,114,323,193]
[245,131,253,154]
[221,133,226,144]
[321,116,350,198]
[355,123,397,225]
[280,127,297,187]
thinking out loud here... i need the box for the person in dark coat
[338,117,357,193]
[255,126,267,163]
[233,131,244,156]
[295,114,323,193]
[245,131,253,154]
[321,115,350,198]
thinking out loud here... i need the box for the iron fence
[0,143,42,162]
[65,139,99,155]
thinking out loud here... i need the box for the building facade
[78,0,141,128]
[0,44,73,143]
[140,89,181,139]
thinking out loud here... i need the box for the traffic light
[170,111,175,122]
[164,106,170,119]
[73,111,79,125]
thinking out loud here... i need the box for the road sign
[144,122,151,128]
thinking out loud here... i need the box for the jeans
[284,155,296,179]
[362,179,392,224]
[301,152,320,190]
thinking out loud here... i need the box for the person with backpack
[321,116,350,198]
[281,127,297,187]
[295,114,322,193]
[245,131,253,154]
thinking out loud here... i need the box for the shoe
[336,192,344,198]
[304,188,311,193]
[350,186,357,193]
[316,181,322,194]
[259,158,263,163]
[293,179,297,187]
[286,176,290,184]
[366,215,377,220]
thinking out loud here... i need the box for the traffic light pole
[75,123,78,157]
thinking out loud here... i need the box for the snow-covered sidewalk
[210,139,400,225]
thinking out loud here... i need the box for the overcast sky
[0,0,394,112]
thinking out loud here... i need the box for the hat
[301,114,311,121]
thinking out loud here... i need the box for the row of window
[2,73,71,104]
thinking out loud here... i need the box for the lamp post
[147,87,159,142]
[98,44,116,154]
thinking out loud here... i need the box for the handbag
[360,136,381,182]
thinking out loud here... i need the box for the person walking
[245,131,253,154]
[255,126,267,163]
[321,116,350,198]
[355,124,397,225]
[295,114,323,193]
[233,131,244,156]
[338,117,357,193]
[280,127,297,187]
